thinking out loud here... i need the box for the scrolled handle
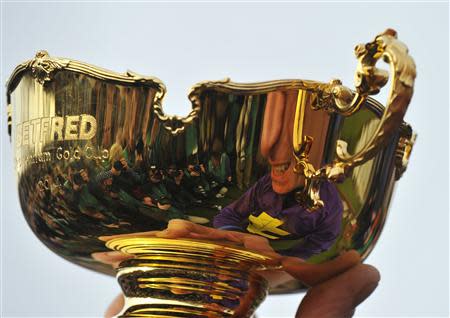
[333,29,416,170]
[298,29,416,211]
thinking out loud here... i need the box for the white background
[1,2,449,317]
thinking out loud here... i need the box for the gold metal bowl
[6,29,416,317]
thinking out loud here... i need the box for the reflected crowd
[19,135,238,270]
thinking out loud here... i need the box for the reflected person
[214,90,342,259]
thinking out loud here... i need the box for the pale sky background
[1,2,449,317]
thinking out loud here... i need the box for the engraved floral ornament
[25,50,69,84]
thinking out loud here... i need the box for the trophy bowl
[6,29,416,317]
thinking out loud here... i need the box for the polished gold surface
[6,29,416,316]
[105,237,272,317]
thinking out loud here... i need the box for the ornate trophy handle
[295,29,416,210]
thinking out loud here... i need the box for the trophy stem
[106,237,272,318]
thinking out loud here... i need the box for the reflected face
[103,178,113,187]
[149,169,162,183]
[80,170,89,182]
[260,91,304,194]
[120,158,128,169]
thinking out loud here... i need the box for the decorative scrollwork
[395,124,416,180]
[335,29,416,168]
[294,29,416,210]
[24,50,69,84]
[6,51,165,102]
[6,51,166,137]
[310,79,365,116]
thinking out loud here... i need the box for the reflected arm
[213,176,262,231]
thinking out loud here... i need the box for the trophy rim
[6,50,412,135]
[106,237,279,268]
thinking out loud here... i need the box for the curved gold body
[6,29,416,316]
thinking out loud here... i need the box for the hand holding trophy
[100,220,379,318]
[6,29,415,317]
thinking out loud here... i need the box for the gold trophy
[6,29,416,317]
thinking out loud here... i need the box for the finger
[189,230,242,244]
[282,250,361,287]
[156,219,241,243]
[240,233,279,257]
[189,228,279,258]
[91,251,133,268]
[104,293,124,318]
[155,219,199,238]
[296,264,380,318]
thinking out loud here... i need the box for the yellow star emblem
[246,212,290,239]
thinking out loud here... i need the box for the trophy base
[106,237,273,318]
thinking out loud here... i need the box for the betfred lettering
[16,115,97,147]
